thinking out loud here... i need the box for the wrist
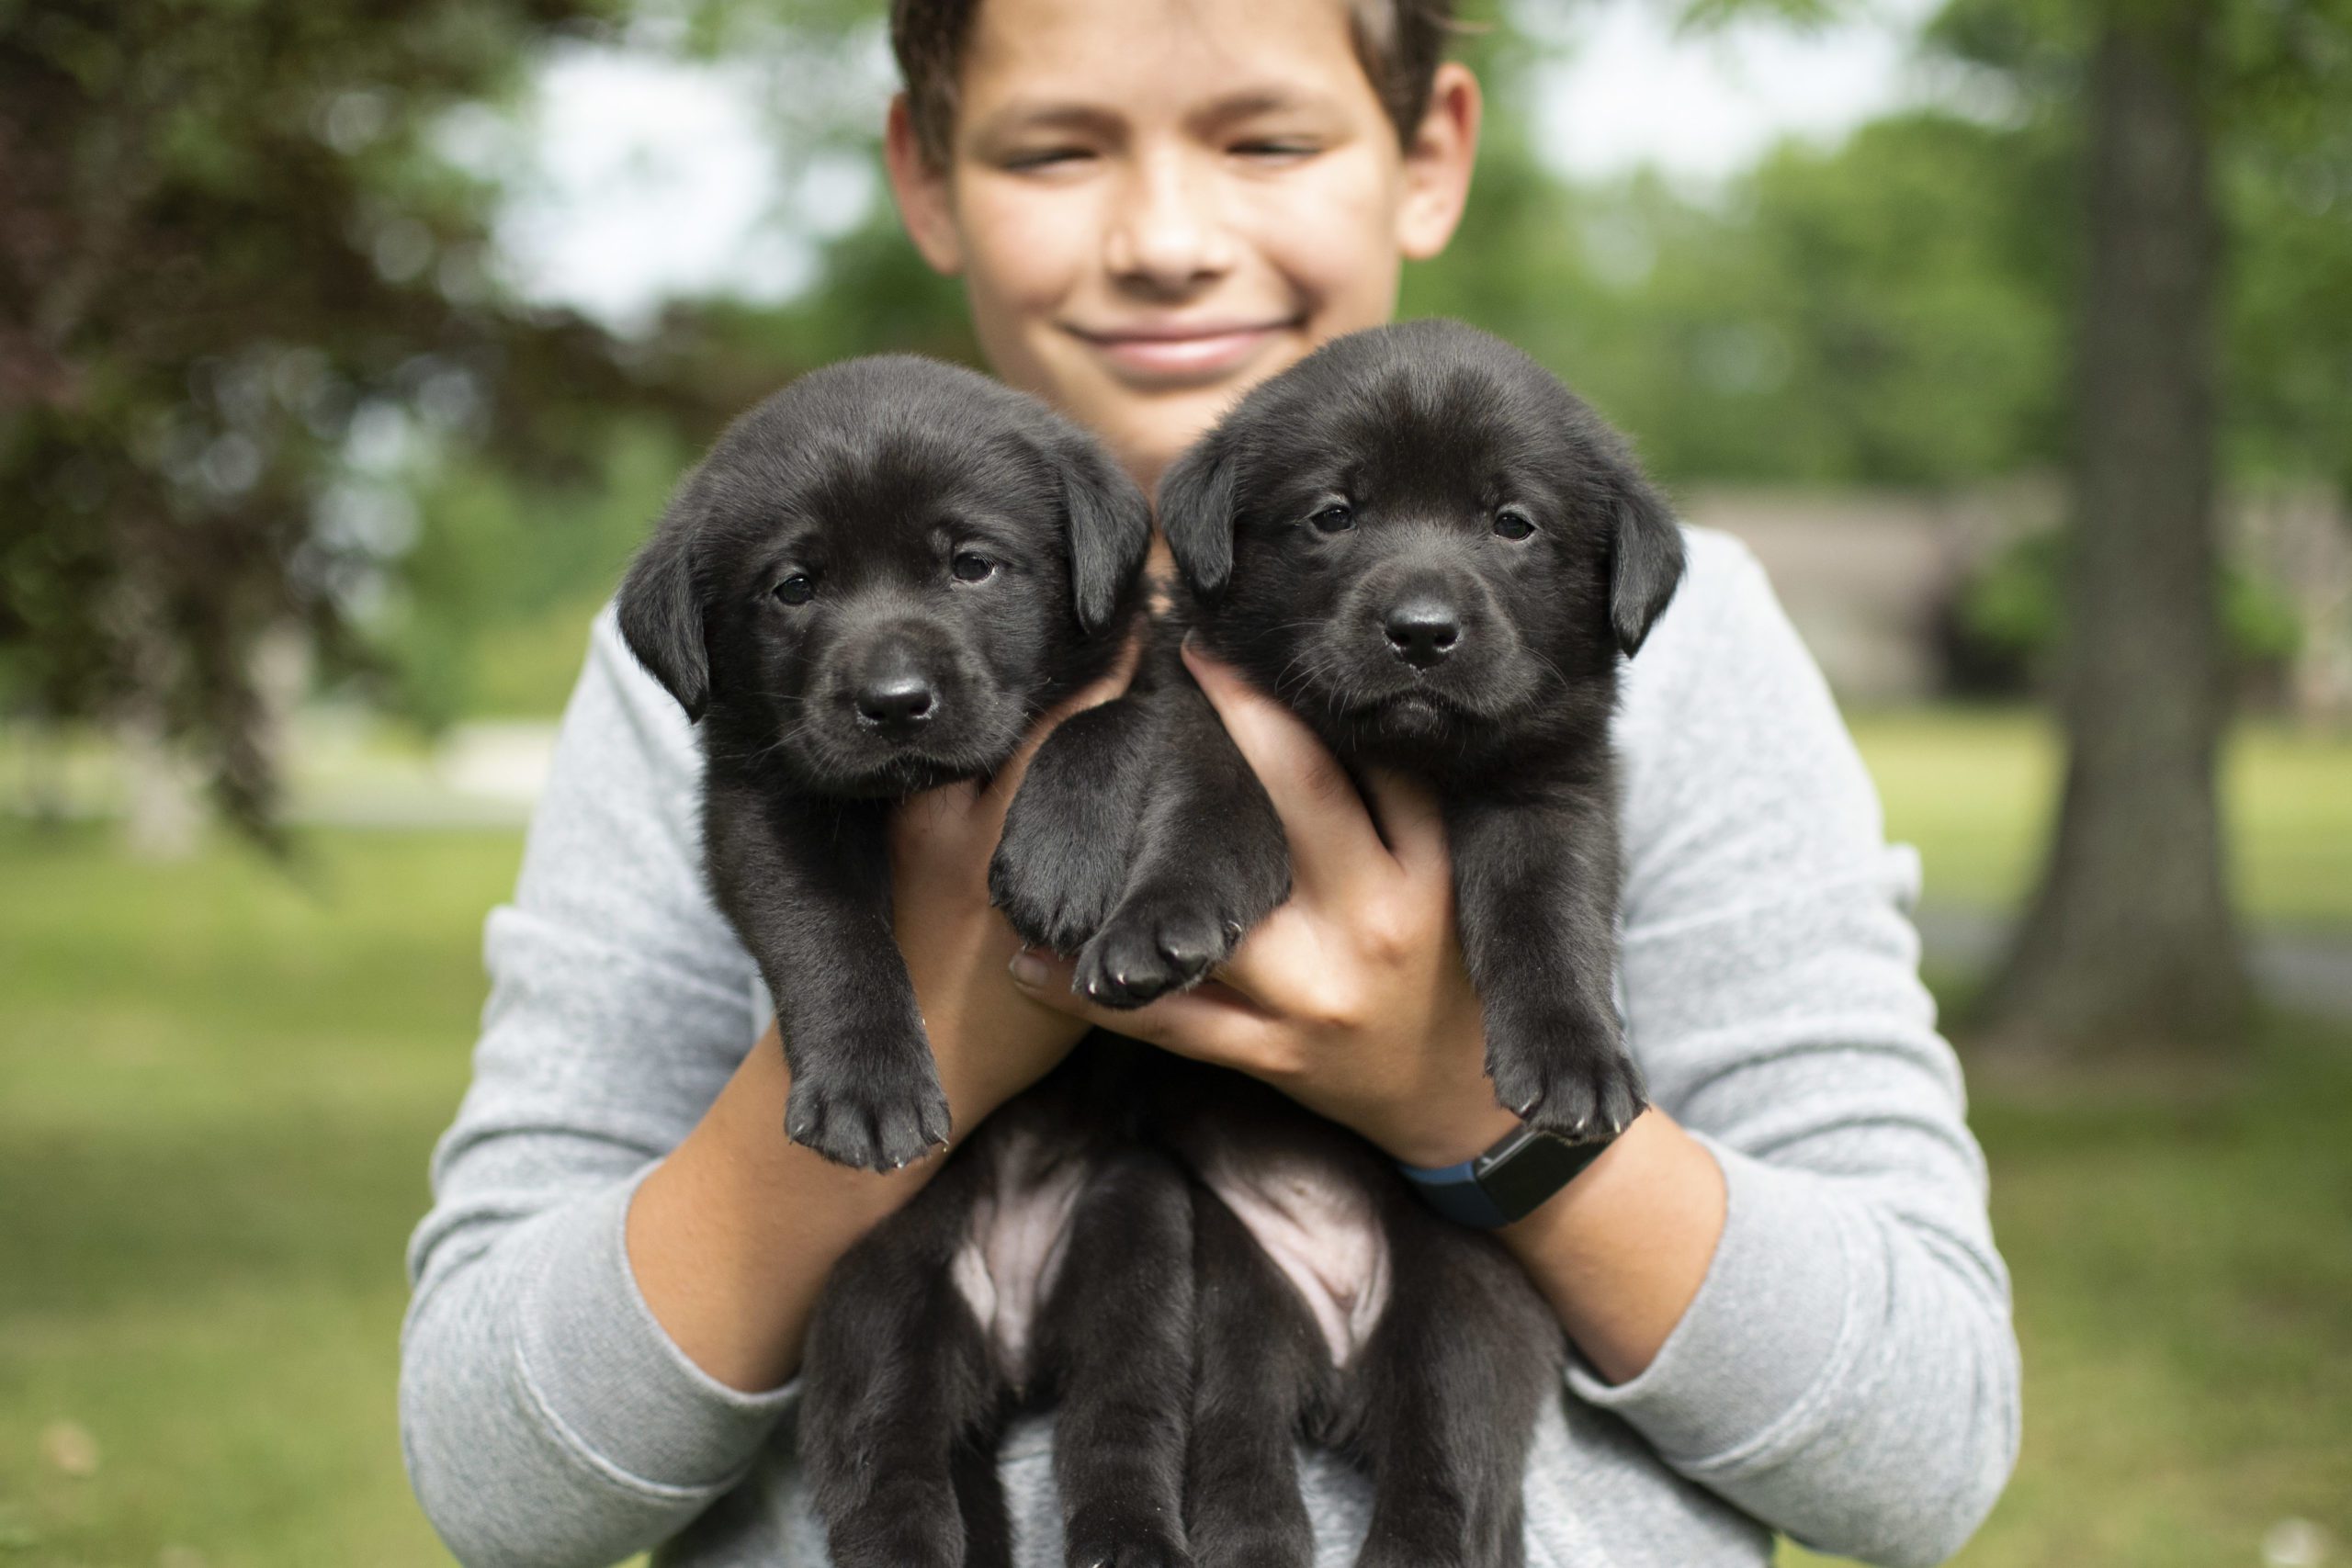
[1394,1111,1625,1229]
[1489,1109,1727,1383]
[1379,1095,1525,1171]
[1492,1107,1656,1240]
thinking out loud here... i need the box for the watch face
[1477,1128,1614,1223]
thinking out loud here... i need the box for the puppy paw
[1064,1510,1192,1568]
[1071,898,1237,1009]
[785,1055,953,1171]
[1487,1041,1646,1141]
[989,827,1127,953]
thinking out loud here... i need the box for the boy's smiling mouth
[1065,316,1303,386]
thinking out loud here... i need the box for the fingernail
[1008,947,1049,987]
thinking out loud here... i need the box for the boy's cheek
[956,184,1091,294]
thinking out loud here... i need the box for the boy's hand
[888,636,1141,1138]
[1009,640,1522,1169]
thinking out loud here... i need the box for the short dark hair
[890,0,1458,170]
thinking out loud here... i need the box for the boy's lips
[1066,318,1299,385]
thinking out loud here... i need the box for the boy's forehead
[959,0,1374,122]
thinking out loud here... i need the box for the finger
[1006,946,1281,1070]
[1359,765,1449,879]
[1200,924,1319,1017]
[979,625,1145,817]
[1181,637,1395,897]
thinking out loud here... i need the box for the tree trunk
[1979,0,2250,1055]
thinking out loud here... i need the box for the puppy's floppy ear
[616,487,710,721]
[1608,470,1685,657]
[1155,434,1238,603]
[1056,434,1154,634]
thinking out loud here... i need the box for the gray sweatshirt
[399,527,2020,1568]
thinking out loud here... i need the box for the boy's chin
[1088,371,1298,487]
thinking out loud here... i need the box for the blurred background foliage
[6,0,2346,766]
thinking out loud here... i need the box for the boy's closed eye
[1001,145,1099,173]
[1229,136,1324,163]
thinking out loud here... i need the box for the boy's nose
[1103,152,1235,291]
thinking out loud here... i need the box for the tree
[1939,0,2352,1053]
[0,0,643,844]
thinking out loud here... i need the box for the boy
[400,1,2019,1563]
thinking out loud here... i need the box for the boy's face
[885,0,1480,491]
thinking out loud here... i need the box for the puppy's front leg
[990,693,1159,955]
[1445,785,1646,1138]
[1075,684,1291,1008]
[705,777,950,1170]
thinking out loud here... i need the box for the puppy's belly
[1200,1146,1392,1370]
[950,1127,1087,1386]
[949,1131,1394,1379]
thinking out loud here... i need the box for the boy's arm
[1542,531,2020,1568]
[397,607,806,1568]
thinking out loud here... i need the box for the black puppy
[994,316,1684,1139]
[616,355,1150,1170]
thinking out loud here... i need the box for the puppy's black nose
[1385,599,1462,669]
[855,672,937,728]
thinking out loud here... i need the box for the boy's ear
[882,94,963,276]
[1608,469,1685,658]
[616,488,711,721]
[1056,434,1153,634]
[1396,62,1483,262]
[1155,434,1238,603]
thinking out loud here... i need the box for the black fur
[996,317,1685,1138]
[805,1040,1566,1568]
[801,1039,1201,1568]
[616,355,1151,1170]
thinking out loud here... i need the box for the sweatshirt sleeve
[399,607,798,1568]
[1568,532,2022,1567]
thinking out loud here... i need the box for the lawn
[1850,707,2352,932]
[0,824,520,1568]
[1,707,2347,1567]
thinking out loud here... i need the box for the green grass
[1785,1007,2352,1568]
[1851,708,2352,931]
[0,821,522,1568]
[1,719,2348,1565]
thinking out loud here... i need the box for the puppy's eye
[774,574,816,605]
[1309,503,1354,535]
[952,551,997,583]
[1493,510,1536,541]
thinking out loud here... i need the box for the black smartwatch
[1396,1121,1620,1228]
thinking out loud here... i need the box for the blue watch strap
[1396,1154,1518,1228]
[1396,1122,1619,1228]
